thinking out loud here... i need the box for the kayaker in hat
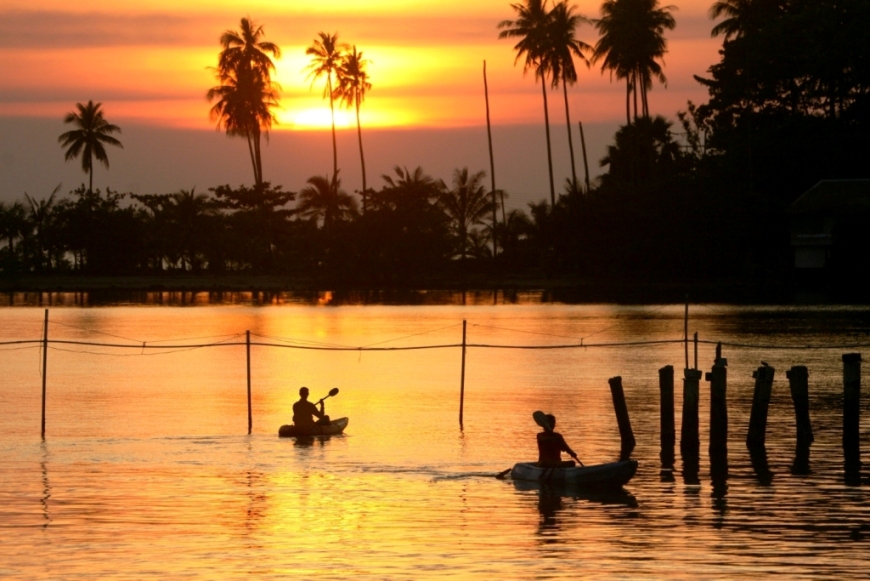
[293,387,329,429]
[537,414,581,468]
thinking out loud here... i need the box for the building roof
[789,179,870,214]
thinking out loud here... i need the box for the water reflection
[40,440,51,529]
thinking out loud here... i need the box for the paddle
[315,387,339,406]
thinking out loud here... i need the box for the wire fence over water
[2,308,869,438]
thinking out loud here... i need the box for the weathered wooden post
[659,365,675,472]
[246,330,252,435]
[459,320,467,429]
[706,344,728,488]
[787,365,813,474]
[680,368,702,484]
[608,376,636,458]
[41,308,48,439]
[747,363,775,448]
[842,353,861,483]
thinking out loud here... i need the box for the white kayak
[510,460,638,488]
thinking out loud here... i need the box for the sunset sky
[1,0,723,205]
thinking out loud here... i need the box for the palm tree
[0,200,28,268]
[296,171,359,233]
[547,1,592,188]
[24,185,62,272]
[335,46,373,211]
[58,101,123,193]
[709,0,785,40]
[499,0,557,205]
[306,32,348,179]
[208,17,281,186]
[169,188,216,271]
[440,168,492,262]
[593,0,676,124]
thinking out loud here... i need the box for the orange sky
[0,0,722,129]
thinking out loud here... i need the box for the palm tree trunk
[253,127,264,186]
[579,120,590,193]
[626,80,631,125]
[355,96,367,212]
[484,59,497,259]
[245,132,258,186]
[633,72,639,122]
[541,78,555,206]
[329,74,338,179]
[89,165,93,194]
[562,73,577,189]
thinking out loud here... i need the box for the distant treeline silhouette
[1,0,868,290]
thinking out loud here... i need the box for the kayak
[278,417,349,438]
[510,460,638,489]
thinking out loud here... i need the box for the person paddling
[293,387,329,429]
[536,414,582,468]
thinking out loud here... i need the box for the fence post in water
[747,363,775,448]
[659,366,675,470]
[41,308,49,439]
[608,376,636,457]
[246,330,252,435]
[706,346,728,490]
[843,353,862,482]
[680,368,702,484]
[787,365,813,474]
[459,320,467,429]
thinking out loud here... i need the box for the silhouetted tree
[440,168,492,262]
[208,17,281,186]
[306,32,348,179]
[499,0,557,204]
[335,45,373,209]
[58,101,123,193]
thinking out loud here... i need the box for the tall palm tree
[499,0,557,205]
[297,171,359,233]
[593,0,676,124]
[208,17,281,186]
[58,101,123,193]
[335,46,373,211]
[547,1,592,189]
[440,168,492,262]
[306,32,348,179]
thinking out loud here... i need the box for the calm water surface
[2,299,870,579]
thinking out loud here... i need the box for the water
[2,300,870,579]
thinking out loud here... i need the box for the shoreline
[0,273,845,305]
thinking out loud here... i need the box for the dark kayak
[278,417,349,438]
[510,460,638,489]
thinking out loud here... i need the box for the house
[789,179,870,270]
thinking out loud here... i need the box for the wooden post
[459,320,467,428]
[659,365,675,469]
[681,368,702,485]
[483,60,497,259]
[747,364,775,448]
[41,308,48,439]
[787,365,813,475]
[842,353,861,482]
[684,299,689,370]
[693,332,698,370]
[246,330,252,435]
[608,376,636,457]
[706,347,729,486]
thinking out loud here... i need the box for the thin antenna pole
[484,60,498,259]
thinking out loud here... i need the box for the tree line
[2,0,868,292]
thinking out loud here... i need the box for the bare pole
[459,320,467,429]
[41,308,48,439]
[246,330,252,435]
[484,60,498,259]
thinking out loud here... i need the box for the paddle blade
[532,411,553,432]
[329,387,339,397]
